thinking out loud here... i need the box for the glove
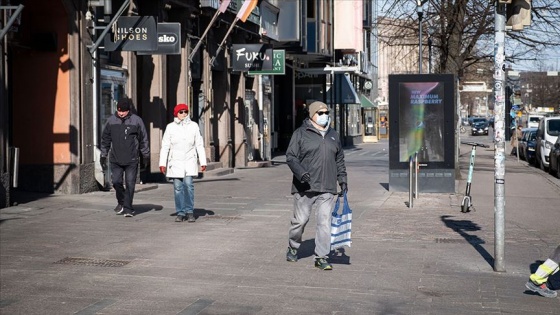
[142,156,150,169]
[339,182,348,195]
[100,156,107,169]
[301,173,311,183]
[159,166,166,174]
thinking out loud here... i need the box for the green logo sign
[248,50,285,75]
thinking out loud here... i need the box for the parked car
[518,128,537,163]
[527,114,543,129]
[549,136,560,178]
[535,116,560,171]
[471,118,489,136]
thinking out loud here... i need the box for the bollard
[414,151,419,199]
[12,147,19,188]
[409,155,414,208]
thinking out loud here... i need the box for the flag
[236,0,258,22]
[218,0,231,13]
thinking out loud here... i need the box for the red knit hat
[173,104,189,117]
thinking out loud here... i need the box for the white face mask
[316,114,329,127]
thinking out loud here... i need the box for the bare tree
[377,0,560,78]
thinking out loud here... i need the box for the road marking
[75,299,116,315]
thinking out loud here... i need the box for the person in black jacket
[100,98,150,217]
[285,101,348,270]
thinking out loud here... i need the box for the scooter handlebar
[461,142,489,148]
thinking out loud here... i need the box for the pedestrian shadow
[194,208,216,218]
[292,239,351,265]
[440,215,494,267]
[132,204,164,215]
[329,247,351,265]
[294,239,316,259]
[523,260,560,296]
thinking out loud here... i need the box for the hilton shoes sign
[105,18,181,55]
[231,44,273,72]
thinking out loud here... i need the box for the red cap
[173,104,189,117]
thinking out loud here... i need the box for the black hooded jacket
[286,118,347,194]
[100,112,150,165]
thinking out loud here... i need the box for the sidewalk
[1,141,559,314]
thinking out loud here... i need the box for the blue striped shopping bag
[330,192,352,250]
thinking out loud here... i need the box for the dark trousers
[110,162,138,210]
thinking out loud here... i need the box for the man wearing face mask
[285,101,348,270]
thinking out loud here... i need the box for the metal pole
[188,9,221,62]
[210,17,239,66]
[0,4,24,41]
[414,151,419,199]
[428,37,432,74]
[12,147,19,188]
[88,0,131,55]
[493,1,506,273]
[417,4,423,74]
[409,156,414,208]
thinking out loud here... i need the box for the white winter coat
[159,117,207,178]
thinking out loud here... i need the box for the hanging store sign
[231,44,273,72]
[137,23,181,55]
[104,16,157,52]
[248,50,285,75]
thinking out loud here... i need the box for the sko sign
[158,34,177,44]
[138,23,181,55]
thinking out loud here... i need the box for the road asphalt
[1,139,559,315]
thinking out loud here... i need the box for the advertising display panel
[388,74,456,193]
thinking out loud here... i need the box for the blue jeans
[173,176,194,216]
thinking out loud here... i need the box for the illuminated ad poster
[398,82,445,162]
[389,74,455,171]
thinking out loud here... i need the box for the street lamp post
[428,26,435,74]
[416,1,424,74]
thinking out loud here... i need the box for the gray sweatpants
[288,192,337,259]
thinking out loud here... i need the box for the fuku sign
[231,44,273,72]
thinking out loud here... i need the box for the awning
[360,94,376,108]
[326,74,360,104]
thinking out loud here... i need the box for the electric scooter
[461,141,489,213]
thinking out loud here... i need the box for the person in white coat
[159,104,207,222]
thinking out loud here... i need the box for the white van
[527,114,543,128]
[535,116,560,170]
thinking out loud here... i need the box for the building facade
[0,0,376,207]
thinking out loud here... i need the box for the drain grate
[54,257,130,267]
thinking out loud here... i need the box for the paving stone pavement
[1,140,559,315]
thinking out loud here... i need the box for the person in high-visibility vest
[525,245,559,298]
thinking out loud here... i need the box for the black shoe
[175,215,184,222]
[286,247,298,262]
[114,204,124,215]
[187,213,196,222]
[123,208,134,217]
